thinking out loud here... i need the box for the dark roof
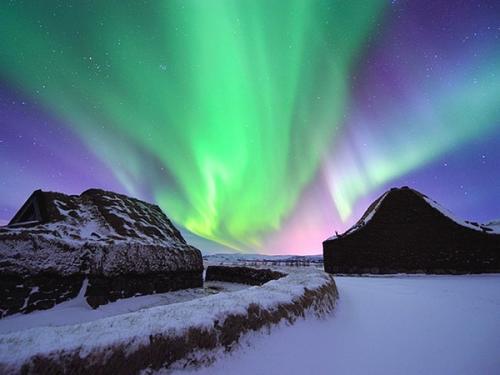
[8,190,49,227]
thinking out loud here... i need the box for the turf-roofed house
[0,189,203,317]
[323,187,500,275]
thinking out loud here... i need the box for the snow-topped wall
[324,187,500,275]
[0,189,203,317]
[0,268,337,374]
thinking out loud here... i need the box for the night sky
[1,1,499,254]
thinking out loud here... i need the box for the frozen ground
[176,274,500,375]
[0,281,248,334]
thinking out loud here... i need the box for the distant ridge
[323,187,500,274]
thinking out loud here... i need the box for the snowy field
[176,274,500,375]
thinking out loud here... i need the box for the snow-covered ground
[176,274,500,375]
[0,281,249,335]
[1,268,498,374]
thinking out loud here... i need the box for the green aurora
[0,1,385,249]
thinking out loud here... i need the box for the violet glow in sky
[1,0,499,254]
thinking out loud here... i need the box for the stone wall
[205,266,285,285]
[0,273,83,317]
[85,271,203,308]
[0,270,203,317]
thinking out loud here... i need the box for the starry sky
[1,0,499,254]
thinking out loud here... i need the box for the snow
[20,286,39,311]
[327,191,389,240]
[177,274,500,375]
[423,196,500,234]
[0,268,332,368]
[0,281,248,335]
[19,193,182,247]
[355,191,388,225]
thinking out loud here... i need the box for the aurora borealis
[1,1,499,254]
